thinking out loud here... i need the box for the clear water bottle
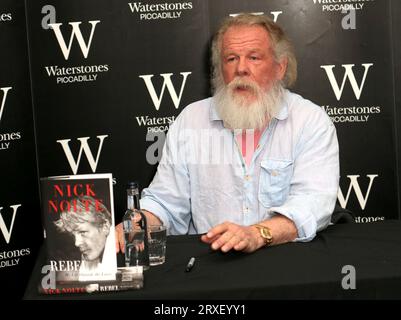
[122,181,149,270]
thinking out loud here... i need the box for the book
[39,174,118,283]
[39,267,144,295]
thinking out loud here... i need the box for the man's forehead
[222,25,271,51]
[66,211,95,228]
[74,221,93,231]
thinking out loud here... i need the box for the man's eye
[226,57,236,62]
[250,56,259,61]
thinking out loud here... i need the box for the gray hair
[211,13,297,91]
[54,196,111,233]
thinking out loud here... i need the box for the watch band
[253,224,273,246]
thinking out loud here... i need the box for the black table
[24,220,401,300]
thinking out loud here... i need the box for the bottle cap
[128,181,139,189]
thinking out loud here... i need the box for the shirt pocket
[258,159,293,208]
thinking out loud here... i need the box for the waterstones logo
[0,87,22,151]
[42,14,110,85]
[137,72,191,133]
[0,248,30,269]
[0,12,12,22]
[57,135,108,175]
[44,64,109,85]
[355,215,384,223]
[320,63,379,124]
[140,72,191,110]
[0,87,11,123]
[230,11,283,23]
[128,2,193,20]
[49,20,100,60]
[136,115,176,133]
[338,174,378,210]
[322,105,381,123]
[321,63,373,101]
[0,131,22,151]
[312,0,373,12]
[0,204,21,244]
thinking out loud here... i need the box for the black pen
[185,257,196,272]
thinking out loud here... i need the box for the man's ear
[102,221,111,235]
[276,57,288,81]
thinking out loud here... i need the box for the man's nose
[74,234,83,247]
[235,57,250,77]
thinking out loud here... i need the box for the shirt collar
[273,89,289,121]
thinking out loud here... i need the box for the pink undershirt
[234,127,265,167]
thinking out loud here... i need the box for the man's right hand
[115,210,163,254]
[115,222,125,253]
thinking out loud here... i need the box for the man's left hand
[200,221,262,253]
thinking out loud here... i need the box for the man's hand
[200,221,263,253]
[115,222,125,253]
[115,210,163,253]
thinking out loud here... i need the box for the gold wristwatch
[253,224,273,246]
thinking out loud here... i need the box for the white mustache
[228,78,259,93]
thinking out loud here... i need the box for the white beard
[214,77,283,130]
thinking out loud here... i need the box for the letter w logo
[0,87,12,123]
[338,174,378,210]
[0,204,21,244]
[139,72,191,110]
[49,20,100,60]
[57,135,108,174]
[230,11,282,22]
[321,63,373,101]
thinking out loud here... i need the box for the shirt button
[271,170,279,177]
[243,207,249,214]
[245,175,251,181]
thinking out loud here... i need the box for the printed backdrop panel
[25,0,210,219]
[391,0,401,217]
[0,0,42,298]
[1,0,400,298]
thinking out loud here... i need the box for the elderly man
[117,13,339,254]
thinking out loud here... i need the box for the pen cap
[185,257,195,272]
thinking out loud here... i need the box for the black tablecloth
[24,220,401,299]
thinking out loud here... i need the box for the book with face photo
[40,173,117,284]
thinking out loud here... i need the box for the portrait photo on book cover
[40,174,117,282]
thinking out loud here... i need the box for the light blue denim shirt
[141,90,339,241]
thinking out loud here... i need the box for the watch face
[261,228,273,242]
[254,224,273,244]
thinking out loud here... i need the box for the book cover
[39,267,144,295]
[40,173,117,283]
